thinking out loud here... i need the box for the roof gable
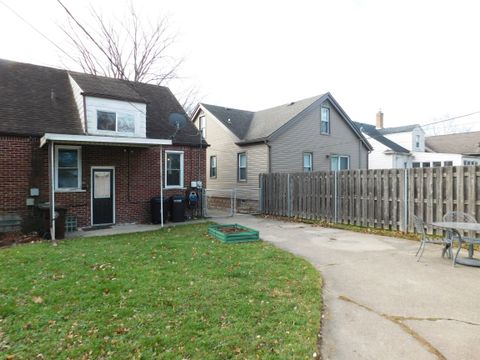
[244,95,324,141]
[200,93,372,150]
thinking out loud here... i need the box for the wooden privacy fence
[260,166,480,234]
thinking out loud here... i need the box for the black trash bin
[37,204,67,239]
[170,195,185,222]
[150,196,170,224]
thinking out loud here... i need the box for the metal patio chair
[413,215,452,261]
[443,211,480,264]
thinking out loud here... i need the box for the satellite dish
[168,113,187,130]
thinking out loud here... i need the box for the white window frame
[238,152,247,182]
[303,152,313,172]
[55,145,82,192]
[330,155,350,171]
[321,106,330,134]
[96,109,136,134]
[415,134,420,149]
[210,155,217,178]
[165,150,184,188]
[199,115,206,139]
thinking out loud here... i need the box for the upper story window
[444,161,453,166]
[199,115,206,138]
[97,110,135,134]
[210,155,217,178]
[238,152,247,181]
[165,151,184,188]
[330,155,349,171]
[55,145,82,191]
[303,152,313,172]
[412,162,421,168]
[321,106,330,134]
[415,134,420,149]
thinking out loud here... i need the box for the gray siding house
[191,93,372,200]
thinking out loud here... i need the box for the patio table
[432,221,480,267]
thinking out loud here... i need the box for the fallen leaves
[32,296,43,304]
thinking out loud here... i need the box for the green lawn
[0,223,322,359]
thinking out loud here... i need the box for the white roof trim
[40,133,172,148]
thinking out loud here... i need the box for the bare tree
[60,3,199,112]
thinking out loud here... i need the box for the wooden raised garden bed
[208,224,260,243]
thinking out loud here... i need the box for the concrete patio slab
[66,219,207,238]
[216,214,480,360]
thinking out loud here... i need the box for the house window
[415,134,421,149]
[238,152,247,181]
[199,115,206,138]
[412,162,420,168]
[321,107,330,134]
[55,146,82,191]
[432,161,441,167]
[97,110,135,134]
[444,161,453,166]
[165,151,184,188]
[330,155,349,171]
[422,162,430,168]
[210,155,217,178]
[303,152,313,172]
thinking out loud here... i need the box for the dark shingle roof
[69,72,147,103]
[355,122,410,153]
[201,104,254,139]
[378,124,420,135]
[244,95,324,141]
[0,59,200,145]
[426,131,480,155]
[201,95,323,142]
[0,59,83,136]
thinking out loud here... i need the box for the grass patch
[0,223,322,359]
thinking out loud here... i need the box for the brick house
[0,59,206,237]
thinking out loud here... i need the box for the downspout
[358,139,361,168]
[160,146,164,228]
[48,141,57,244]
[264,139,271,173]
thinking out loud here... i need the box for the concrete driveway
[216,214,480,360]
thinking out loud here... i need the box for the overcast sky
[1,0,480,132]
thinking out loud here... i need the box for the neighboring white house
[356,111,480,169]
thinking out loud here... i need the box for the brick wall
[0,135,206,229]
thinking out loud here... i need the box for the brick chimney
[376,110,384,129]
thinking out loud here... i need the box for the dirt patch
[218,226,249,234]
[0,231,43,248]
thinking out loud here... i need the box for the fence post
[233,188,237,215]
[287,173,291,217]
[334,171,338,223]
[259,174,264,213]
[404,169,408,231]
